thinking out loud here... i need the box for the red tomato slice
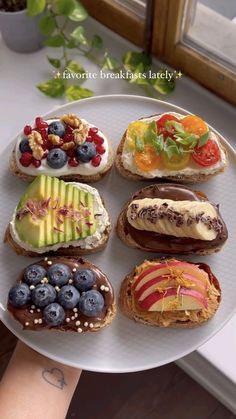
[192,139,220,167]
[156,114,179,138]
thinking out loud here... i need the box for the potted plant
[0,0,45,53]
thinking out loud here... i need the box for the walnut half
[28,130,44,160]
[61,113,82,128]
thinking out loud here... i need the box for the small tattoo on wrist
[42,367,67,390]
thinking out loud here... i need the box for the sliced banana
[127,198,218,241]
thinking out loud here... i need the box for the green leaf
[166,137,177,147]
[102,53,119,71]
[152,134,164,155]
[69,2,88,21]
[164,137,180,159]
[135,136,144,152]
[39,16,56,36]
[123,51,151,72]
[165,120,184,134]
[198,131,209,147]
[37,79,65,98]
[128,63,149,86]
[71,26,87,45]
[91,35,103,49]
[27,0,46,16]
[143,121,157,143]
[47,56,61,69]
[66,61,85,75]
[45,34,65,47]
[67,39,77,49]
[65,85,93,101]
[55,0,77,16]
[151,70,175,95]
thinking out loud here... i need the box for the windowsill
[0,16,236,413]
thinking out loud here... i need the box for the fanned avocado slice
[15,175,97,248]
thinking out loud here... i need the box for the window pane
[182,0,236,70]
[113,0,147,18]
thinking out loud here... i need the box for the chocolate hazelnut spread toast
[117,183,228,255]
[10,113,113,183]
[8,257,116,332]
[119,258,221,328]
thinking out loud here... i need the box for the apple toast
[119,258,221,328]
[5,175,111,256]
[115,112,228,183]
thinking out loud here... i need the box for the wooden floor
[0,322,235,419]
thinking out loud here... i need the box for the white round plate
[0,95,236,373]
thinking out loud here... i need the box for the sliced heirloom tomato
[181,115,208,136]
[192,139,220,167]
[125,121,149,151]
[134,145,161,172]
[162,152,190,170]
[156,114,179,138]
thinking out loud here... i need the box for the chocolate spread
[124,184,228,253]
[8,257,114,332]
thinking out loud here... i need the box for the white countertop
[0,16,236,410]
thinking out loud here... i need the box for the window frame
[151,0,236,106]
[80,0,145,47]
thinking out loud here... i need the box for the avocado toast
[5,175,111,256]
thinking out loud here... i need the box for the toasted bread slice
[10,143,113,183]
[116,184,228,256]
[119,258,221,328]
[4,223,111,257]
[115,113,228,183]
[10,114,113,183]
[4,176,112,257]
[7,256,116,333]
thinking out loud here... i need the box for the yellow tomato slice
[134,145,161,172]
[125,121,149,151]
[181,115,208,136]
[162,152,190,170]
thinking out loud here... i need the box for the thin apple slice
[133,261,209,291]
[135,276,170,301]
[136,273,207,302]
[139,287,207,311]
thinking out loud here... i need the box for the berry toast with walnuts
[115,112,228,183]
[116,183,228,255]
[7,257,116,333]
[10,113,113,183]
[119,258,221,328]
[4,175,111,256]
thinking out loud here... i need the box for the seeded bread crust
[10,140,113,183]
[4,223,111,257]
[119,258,221,328]
[115,116,228,183]
[91,302,116,332]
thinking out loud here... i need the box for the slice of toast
[115,113,228,183]
[116,184,228,256]
[5,175,112,257]
[119,258,221,328]
[10,114,113,183]
[7,256,116,333]
[4,223,111,257]
[10,144,113,183]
